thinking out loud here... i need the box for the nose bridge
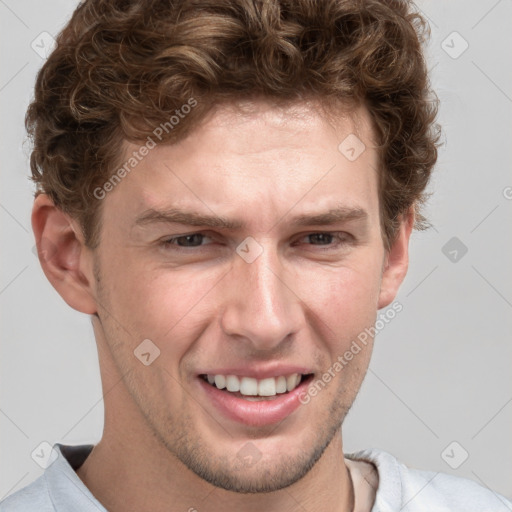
[220,239,302,349]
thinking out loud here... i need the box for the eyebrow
[134,204,368,231]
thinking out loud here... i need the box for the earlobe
[377,208,415,309]
[32,194,98,315]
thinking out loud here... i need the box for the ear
[31,193,97,315]
[377,208,415,309]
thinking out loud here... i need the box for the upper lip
[197,364,314,380]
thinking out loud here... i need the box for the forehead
[104,99,380,231]
[181,98,374,162]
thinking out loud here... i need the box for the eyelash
[159,232,353,251]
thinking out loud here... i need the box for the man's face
[91,100,389,492]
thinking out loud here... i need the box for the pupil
[177,234,203,247]
[311,233,332,245]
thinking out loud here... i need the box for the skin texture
[32,99,413,512]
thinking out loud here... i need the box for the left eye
[301,232,338,245]
[161,233,212,248]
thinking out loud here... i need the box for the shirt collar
[45,443,107,511]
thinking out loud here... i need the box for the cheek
[299,262,382,329]
[103,258,223,345]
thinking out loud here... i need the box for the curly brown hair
[26,0,441,250]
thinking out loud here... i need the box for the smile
[197,373,315,426]
[201,373,309,398]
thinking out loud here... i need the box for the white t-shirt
[1,443,511,511]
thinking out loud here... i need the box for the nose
[219,240,304,351]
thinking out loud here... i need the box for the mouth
[197,372,315,427]
[199,373,314,400]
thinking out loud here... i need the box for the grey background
[1,0,511,502]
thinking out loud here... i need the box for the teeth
[226,375,240,392]
[276,376,287,394]
[214,375,226,389]
[240,377,258,395]
[286,374,297,392]
[205,373,304,397]
[258,378,276,396]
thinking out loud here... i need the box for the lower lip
[198,376,312,427]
